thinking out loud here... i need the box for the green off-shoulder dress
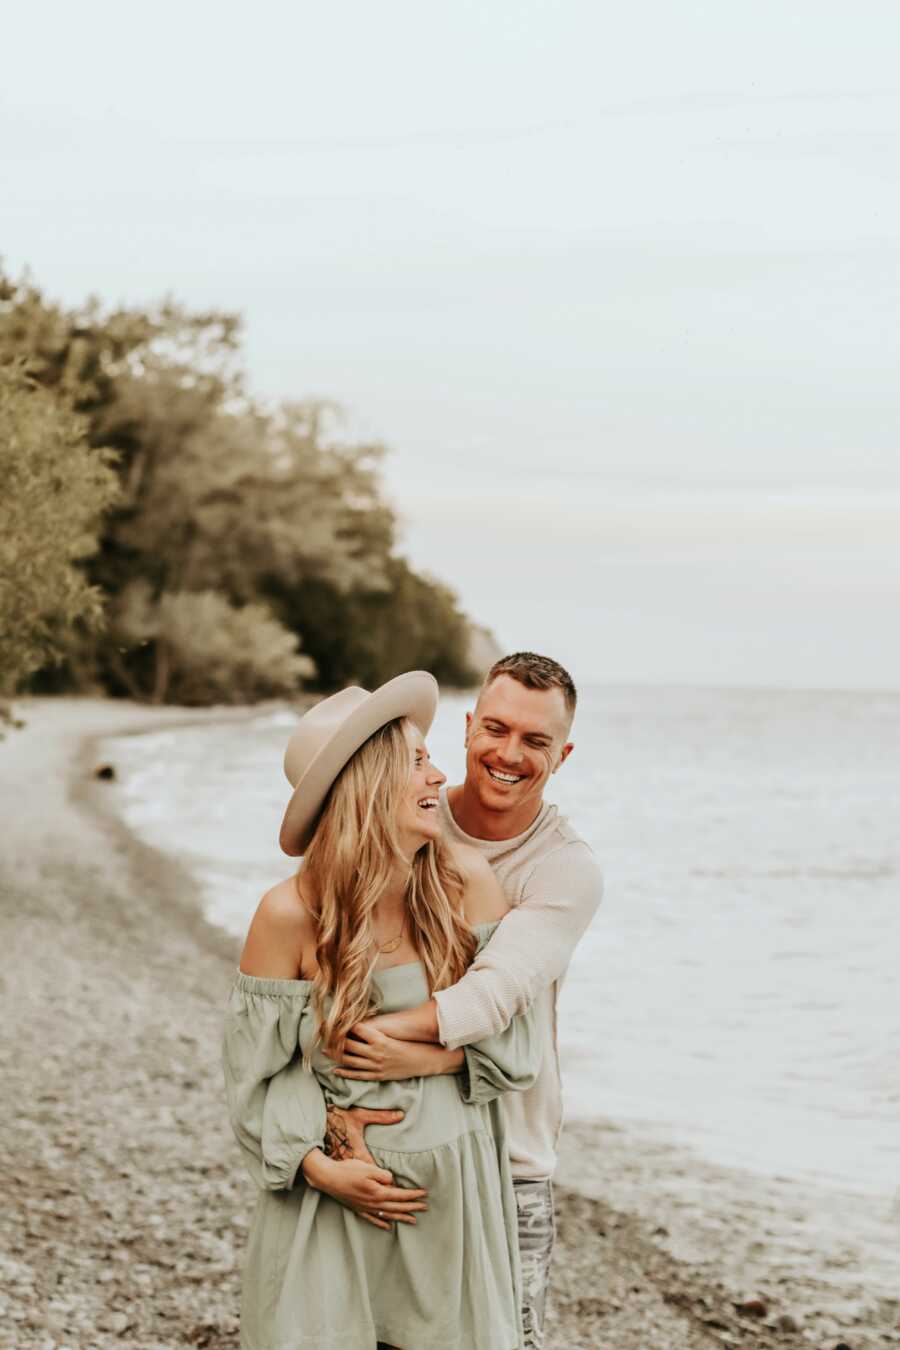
[222,923,540,1350]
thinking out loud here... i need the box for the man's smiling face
[464,674,574,830]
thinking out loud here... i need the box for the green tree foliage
[0,268,483,706]
[0,273,242,418]
[274,557,477,690]
[0,364,118,703]
[110,585,315,705]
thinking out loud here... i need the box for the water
[102,685,900,1198]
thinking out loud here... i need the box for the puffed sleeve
[456,924,542,1106]
[457,1009,541,1106]
[222,972,327,1191]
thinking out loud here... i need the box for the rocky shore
[0,700,895,1349]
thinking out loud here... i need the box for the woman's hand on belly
[301,1151,428,1231]
[335,1022,465,1082]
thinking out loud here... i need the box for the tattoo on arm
[323,1105,354,1161]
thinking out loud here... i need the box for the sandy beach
[1,699,896,1350]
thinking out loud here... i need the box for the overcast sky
[5,1,900,687]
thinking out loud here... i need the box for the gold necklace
[376,922,405,955]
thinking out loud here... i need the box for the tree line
[0,269,494,717]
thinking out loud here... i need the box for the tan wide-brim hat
[279,670,439,857]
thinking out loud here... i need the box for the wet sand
[0,699,895,1349]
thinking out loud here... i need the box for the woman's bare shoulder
[239,875,316,977]
[449,843,509,924]
[262,876,317,926]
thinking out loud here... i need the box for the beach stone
[94,763,116,780]
[736,1297,768,1317]
[99,1311,131,1334]
[776,1312,800,1332]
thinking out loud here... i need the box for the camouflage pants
[514,1179,556,1350]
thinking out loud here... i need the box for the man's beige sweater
[435,790,603,1180]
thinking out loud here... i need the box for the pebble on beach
[735,1298,768,1318]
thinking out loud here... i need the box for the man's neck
[446,782,544,842]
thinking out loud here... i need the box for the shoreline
[1,697,896,1349]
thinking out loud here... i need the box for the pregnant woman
[223,672,539,1350]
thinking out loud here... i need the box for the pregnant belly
[368,1127,505,1204]
[317,1070,492,1154]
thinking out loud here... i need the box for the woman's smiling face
[396,722,446,852]
[464,675,573,829]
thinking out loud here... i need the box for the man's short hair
[482,652,577,720]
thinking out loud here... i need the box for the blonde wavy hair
[301,717,477,1059]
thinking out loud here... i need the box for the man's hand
[335,1022,464,1082]
[348,1002,440,1044]
[301,1150,428,1231]
[324,1104,404,1163]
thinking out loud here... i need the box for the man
[325,652,603,1348]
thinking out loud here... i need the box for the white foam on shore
[101,685,900,1202]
